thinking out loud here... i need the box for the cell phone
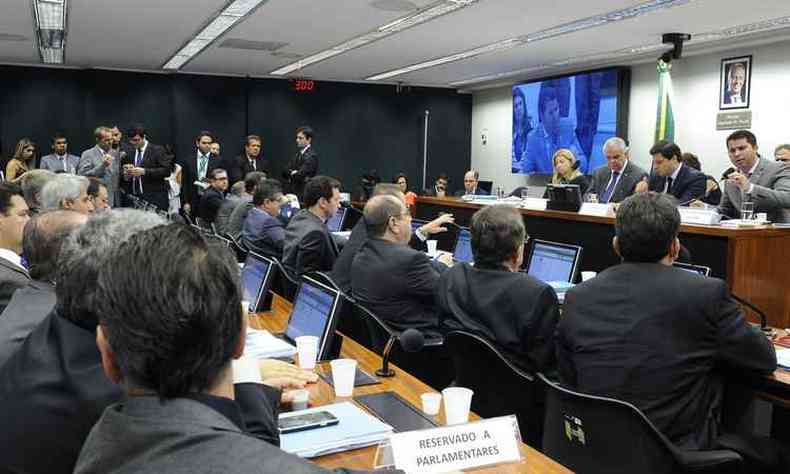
[278,410,339,434]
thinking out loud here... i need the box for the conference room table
[413,196,790,329]
[249,294,572,473]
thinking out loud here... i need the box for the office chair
[303,271,357,359]
[477,180,493,194]
[269,256,299,302]
[220,232,248,263]
[538,373,742,474]
[445,331,544,448]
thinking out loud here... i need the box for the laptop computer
[524,239,583,302]
[673,262,711,276]
[326,207,348,233]
[276,277,343,361]
[241,252,277,312]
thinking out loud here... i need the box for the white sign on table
[578,202,612,217]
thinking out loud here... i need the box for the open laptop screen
[241,253,274,312]
[453,228,474,263]
[284,278,340,356]
[326,207,347,232]
[673,262,711,276]
[526,240,582,283]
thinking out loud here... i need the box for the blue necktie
[601,171,620,203]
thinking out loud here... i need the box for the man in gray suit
[718,130,790,223]
[587,137,649,204]
[76,224,368,474]
[0,183,31,313]
[40,133,80,174]
[78,126,119,207]
[0,210,87,366]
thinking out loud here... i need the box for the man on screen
[521,86,586,175]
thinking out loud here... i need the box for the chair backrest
[539,373,681,474]
[477,180,493,194]
[221,232,248,263]
[445,331,542,447]
[352,301,396,355]
[306,272,370,350]
[269,256,299,301]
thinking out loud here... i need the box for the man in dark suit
[198,168,228,224]
[635,140,706,204]
[454,170,489,196]
[226,135,268,186]
[422,173,449,198]
[332,183,454,294]
[351,195,452,335]
[718,130,790,223]
[285,126,319,199]
[74,225,367,474]
[587,136,649,203]
[437,205,559,374]
[178,130,222,216]
[0,183,30,313]
[0,210,88,366]
[723,62,747,106]
[242,179,287,259]
[120,124,173,211]
[282,175,342,277]
[556,192,784,471]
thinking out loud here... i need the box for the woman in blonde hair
[544,148,589,197]
[6,138,37,182]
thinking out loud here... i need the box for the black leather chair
[445,331,544,448]
[306,271,370,350]
[539,373,742,474]
[221,232,248,263]
[269,256,299,302]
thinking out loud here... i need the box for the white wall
[471,40,790,190]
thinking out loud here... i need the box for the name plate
[678,207,721,225]
[389,416,522,473]
[579,202,612,217]
[521,197,547,210]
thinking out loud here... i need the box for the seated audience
[74,225,356,474]
[40,133,80,174]
[681,152,722,206]
[226,171,267,239]
[718,130,790,223]
[6,138,36,182]
[556,192,784,471]
[40,174,95,214]
[635,140,706,204]
[198,168,228,223]
[0,183,30,313]
[86,177,110,212]
[332,183,453,294]
[19,169,56,215]
[352,169,381,202]
[454,170,489,196]
[393,173,417,208]
[351,195,452,335]
[437,205,559,373]
[423,173,449,198]
[282,175,342,276]
[0,210,87,365]
[215,180,245,234]
[587,137,648,203]
[775,144,790,163]
[543,148,589,198]
[242,179,286,259]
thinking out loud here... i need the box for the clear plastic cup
[295,336,319,370]
[330,359,357,397]
[426,240,438,257]
[421,392,442,416]
[442,387,474,425]
[290,389,309,411]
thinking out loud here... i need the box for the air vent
[219,38,288,51]
[371,0,417,12]
[0,33,28,42]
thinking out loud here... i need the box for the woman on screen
[543,149,589,198]
[512,88,531,172]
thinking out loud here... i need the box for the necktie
[249,159,256,171]
[198,154,208,179]
[135,149,142,166]
[666,177,673,194]
[601,171,620,203]
[134,149,143,194]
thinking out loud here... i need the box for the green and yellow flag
[654,59,675,142]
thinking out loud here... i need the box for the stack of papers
[244,328,296,359]
[280,402,394,458]
[776,348,790,370]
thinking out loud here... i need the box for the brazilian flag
[654,59,675,142]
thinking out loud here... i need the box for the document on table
[244,328,296,359]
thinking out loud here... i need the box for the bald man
[454,170,489,197]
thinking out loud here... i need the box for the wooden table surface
[250,295,572,473]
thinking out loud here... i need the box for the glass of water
[741,201,754,221]
[520,188,529,200]
[587,193,599,204]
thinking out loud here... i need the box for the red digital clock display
[292,79,316,93]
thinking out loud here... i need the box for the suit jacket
[648,163,707,204]
[226,196,254,240]
[282,209,339,277]
[176,151,223,211]
[215,194,242,234]
[120,142,172,195]
[587,160,649,203]
[286,147,319,197]
[0,256,30,314]
[40,153,80,174]
[78,146,120,207]
[75,396,365,474]
[198,186,226,223]
[242,207,286,259]
[0,279,55,366]
[351,238,446,334]
[521,120,587,175]
[724,88,746,105]
[717,159,790,223]
[453,186,489,197]
[556,263,776,450]
[437,264,560,373]
[226,154,268,186]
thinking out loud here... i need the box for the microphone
[376,328,425,377]
[731,293,770,333]
[721,167,736,181]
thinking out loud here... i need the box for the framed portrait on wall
[719,55,752,110]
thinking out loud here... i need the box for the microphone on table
[731,293,770,334]
[377,329,425,377]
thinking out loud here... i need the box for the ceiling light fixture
[268,0,480,76]
[32,0,68,64]
[366,0,692,81]
[162,0,270,70]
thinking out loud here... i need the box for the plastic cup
[330,359,357,397]
[241,300,251,314]
[295,336,319,370]
[426,240,438,257]
[741,201,754,221]
[442,387,474,425]
[581,271,597,282]
[290,389,309,411]
[421,393,442,416]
